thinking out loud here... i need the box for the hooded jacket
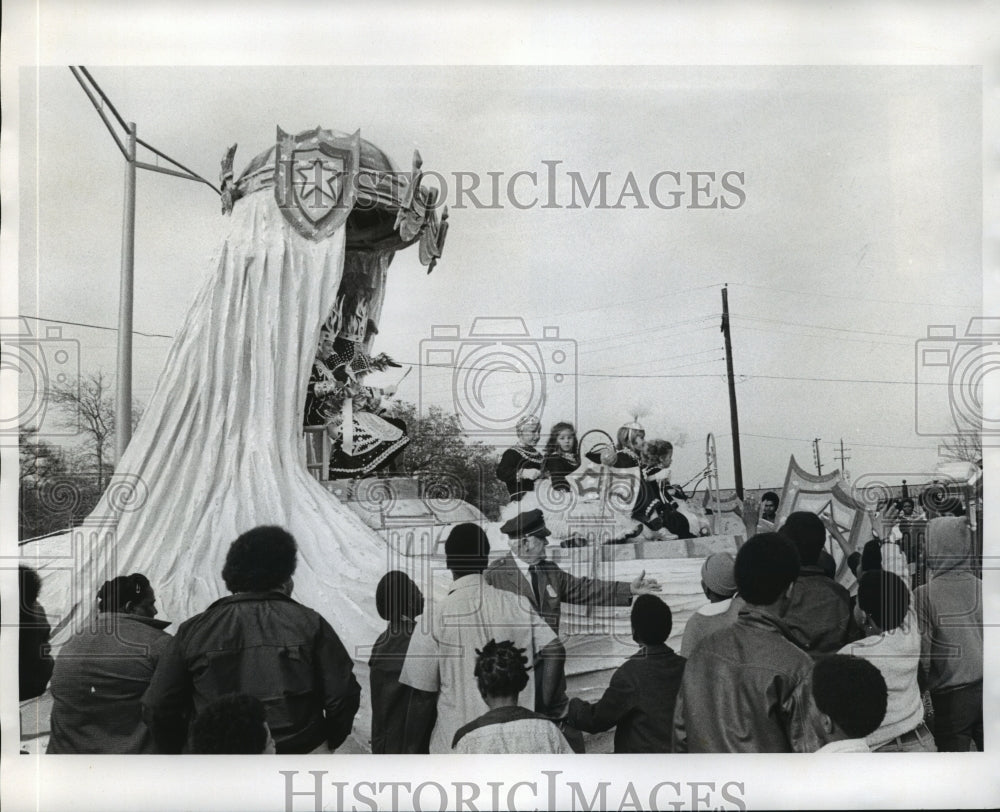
[672,606,818,753]
[913,517,982,692]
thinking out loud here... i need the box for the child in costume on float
[541,421,580,492]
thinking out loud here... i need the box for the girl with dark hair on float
[541,421,580,492]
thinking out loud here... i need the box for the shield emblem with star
[275,126,361,241]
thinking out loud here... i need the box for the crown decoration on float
[622,402,650,432]
[219,126,448,271]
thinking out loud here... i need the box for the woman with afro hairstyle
[451,639,573,754]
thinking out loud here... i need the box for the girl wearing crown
[585,415,646,469]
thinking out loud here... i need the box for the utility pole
[721,285,744,498]
[70,67,220,463]
[835,438,851,480]
[116,122,137,464]
[812,438,823,475]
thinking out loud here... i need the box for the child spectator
[672,533,817,752]
[811,655,888,752]
[48,574,172,754]
[566,594,685,752]
[914,517,982,751]
[19,565,53,701]
[190,694,276,754]
[779,511,857,655]
[679,552,743,657]
[839,570,935,751]
[452,639,573,754]
[542,421,580,492]
[369,570,435,754]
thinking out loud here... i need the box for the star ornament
[295,158,344,209]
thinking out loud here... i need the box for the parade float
[24,123,965,753]
[22,126,448,747]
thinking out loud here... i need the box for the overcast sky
[17,64,982,490]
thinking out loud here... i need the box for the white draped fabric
[60,190,388,738]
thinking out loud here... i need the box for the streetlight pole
[70,67,220,464]
[116,123,137,462]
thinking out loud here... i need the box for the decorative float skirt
[328,413,409,477]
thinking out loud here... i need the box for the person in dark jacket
[369,570,435,754]
[141,526,361,754]
[19,565,53,701]
[672,533,819,753]
[566,594,685,752]
[190,694,276,754]
[914,517,982,752]
[779,511,858,655]
[48,573,172,754]
[541,421,580,492]
[496,416,544,502]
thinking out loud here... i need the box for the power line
[24,312,953,386]
[540,282,723,320]
[734,324,912,348]
[738,372,949,386]
[732,314,920,341]
[729,281,979,310]
[740,432,939,451]
[18,314,173,339]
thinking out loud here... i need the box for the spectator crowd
[18,492,982,755]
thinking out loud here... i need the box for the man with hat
[487,508,661,752]
[679,552,744,657]
[488,509,661,636]
[399,523,565,754]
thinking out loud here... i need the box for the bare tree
[47,371,144,489]
[938,431,982,464]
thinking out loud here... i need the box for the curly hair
[734,533,801,606]
[375,570,424,627]
[474,639,530,699]
[543,421,578,458]
[642,438,673,466]
[190,694,269,754]
[812,655,887,738]
[97,573,153,613]
[222,526,297,593]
